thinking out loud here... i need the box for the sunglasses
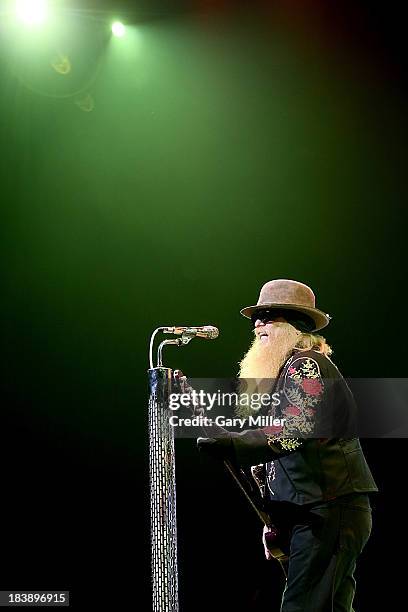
[251,309,315,332]
[250,309,287,326]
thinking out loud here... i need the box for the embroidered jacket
[214,349,378,505]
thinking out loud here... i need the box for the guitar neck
[223,459,271,527]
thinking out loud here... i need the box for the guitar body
[263,525,289,563]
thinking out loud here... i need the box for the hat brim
[240,303,331,333]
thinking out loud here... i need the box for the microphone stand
[147,327,287,612]
[147,328,198,612]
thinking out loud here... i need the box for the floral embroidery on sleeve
[263,355,325,453]
[281,356,324,436]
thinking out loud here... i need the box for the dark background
[0,0,406,609]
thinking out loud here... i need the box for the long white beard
[236,323,300,416]
[239,322,301,379]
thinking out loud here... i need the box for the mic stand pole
[147,330,194,612]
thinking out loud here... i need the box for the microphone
[163,325,219,340]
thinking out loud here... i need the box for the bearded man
[197,279,377,612]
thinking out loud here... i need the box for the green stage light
[15,0,48,25]
[111,21,125,38]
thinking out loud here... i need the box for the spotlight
[111,21,125,38]
[15,0,48,25]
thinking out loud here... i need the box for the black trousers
[267,494,372,612]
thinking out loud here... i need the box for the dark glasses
[250,309,314,332]
[250,309,286,326]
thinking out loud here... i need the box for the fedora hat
[240,279,331,332]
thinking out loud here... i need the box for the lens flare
[111,22,125,38]
[15,0,48,25]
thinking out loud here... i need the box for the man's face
[238,314,300,387]
[253,314,287,344]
